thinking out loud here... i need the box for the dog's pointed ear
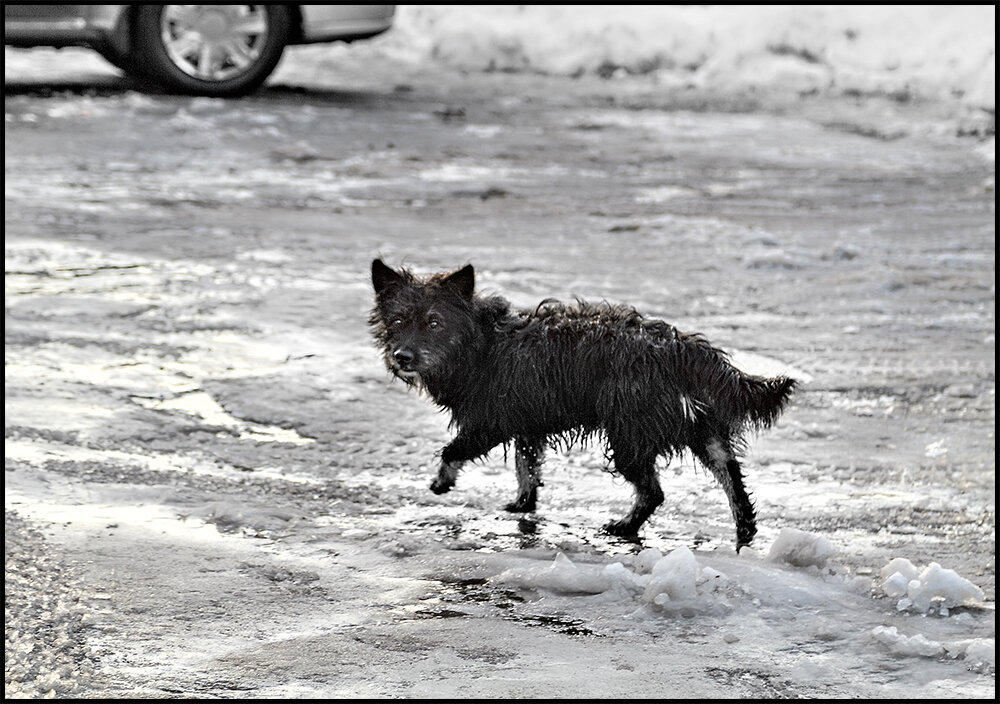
[372,259,404,296]
[442,263,475,299]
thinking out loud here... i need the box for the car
[4,4,395,97]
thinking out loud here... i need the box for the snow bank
[379,5,995,111]
[6,6,994,114]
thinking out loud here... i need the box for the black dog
[369,259,796,549]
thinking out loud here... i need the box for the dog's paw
[735,528,757,553]
[503,488,537,513]
[735,519,757,552]
[602,519,640,539]
[429,478,454,495]
[503,497,536,513]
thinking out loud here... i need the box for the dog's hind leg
[603,439,664,538]
[691,436,757,551]
[505,436,545,512]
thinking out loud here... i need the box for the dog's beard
[393,367,421,384]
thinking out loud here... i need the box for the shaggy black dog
[369,259,796,549]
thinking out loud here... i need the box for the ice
[964,640,997,669]
[766,526,836,568]
[642,544,701,604]
[872,626,995,669]
[880,559,988,615]
[495,551,641,596]
[872,626,948,657]
[494,533,835,611]
[489,529,992,679]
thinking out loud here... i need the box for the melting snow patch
[878,557,986,615]
[871,626,995,670]
[493,534,848,619]
[490,530,992,652]
[924,439,949,458]
[494,551,640,597]
[766,526,837,568]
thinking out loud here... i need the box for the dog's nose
[393,348,415,367]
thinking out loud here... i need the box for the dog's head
[369,259,479,387]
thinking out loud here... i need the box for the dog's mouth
[390,363,422,383]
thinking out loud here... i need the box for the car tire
[98,42,155,82]
[132,4,291,97]
[97,45,135,73]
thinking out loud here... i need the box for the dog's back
[485,299,795,454]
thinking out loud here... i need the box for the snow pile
[871,626,995,671]
[492,529,993,675]
[494,530,844,612]
[380,5,995,110]
[766,526,837,567]
[495,546,737,617]
[494,551,640,597]
[5,6,994,114]
[494,535,854,621]
[639,546,709,607]
[879,556,987,615]
[495,530,989,620]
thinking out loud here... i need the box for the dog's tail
[738,374,797,430]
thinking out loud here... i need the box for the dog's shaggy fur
[369,259,796,548]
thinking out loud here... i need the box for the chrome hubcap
[160,5,269,82]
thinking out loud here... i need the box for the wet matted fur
[369,258,796,549]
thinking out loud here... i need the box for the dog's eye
[390,318,404,328]
[428,316,442,329]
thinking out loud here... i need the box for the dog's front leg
[430,459,463,494]
[431,429,501,495]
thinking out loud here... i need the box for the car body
[4,4,396,96]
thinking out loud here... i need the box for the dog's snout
[393,348,415,367]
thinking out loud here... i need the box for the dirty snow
[6,5,996,113]
[376,5,995,110]
[288,4,995,158]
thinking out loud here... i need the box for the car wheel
[132,4,291,97]
[98,42,154,81]
[97,45,135,73]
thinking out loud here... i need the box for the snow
[11,6,991,112]
[490,532,993,673]
[367,5,995,111]
[880,557,988,615]
[767,525,837,567]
